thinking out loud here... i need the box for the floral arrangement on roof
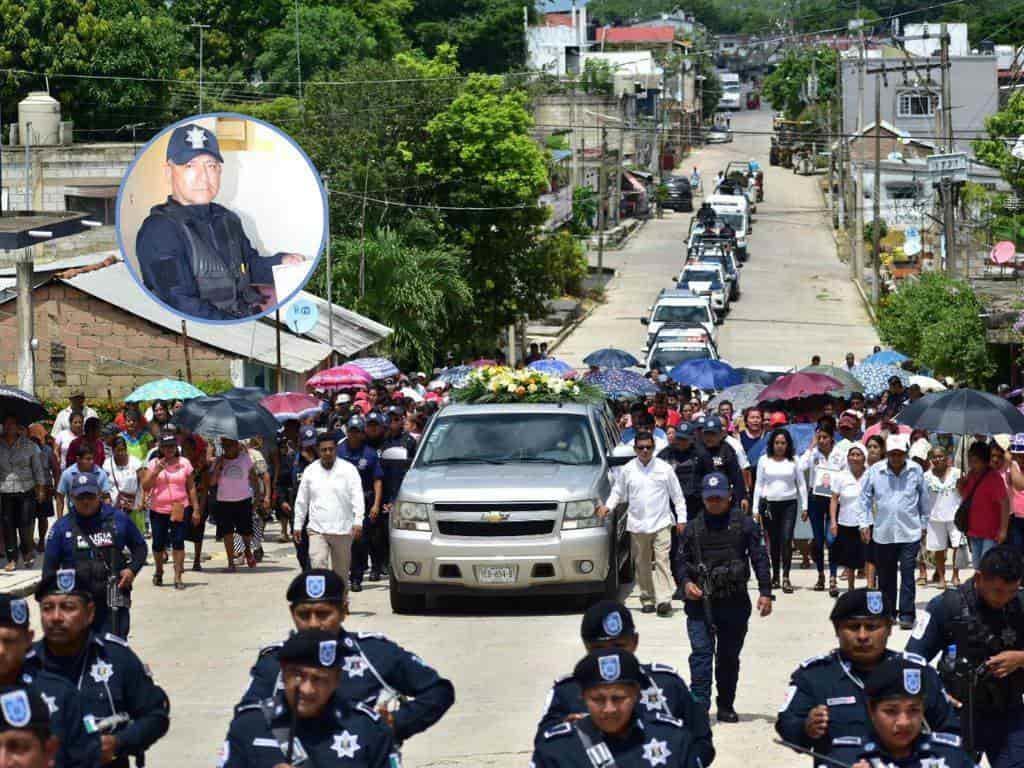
[453,365,603,404]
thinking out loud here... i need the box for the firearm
[691,525,717,637]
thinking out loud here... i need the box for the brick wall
[0,142,135,211]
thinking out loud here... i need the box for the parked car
[706,128,733,144]
[662,176,693,212]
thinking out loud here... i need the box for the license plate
[475,565,517,584]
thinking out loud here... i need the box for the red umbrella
[471,359,498,368]
[863,421,912,440]
[307,364,372,390]
[260,392,327,422]
[758,372,842,402]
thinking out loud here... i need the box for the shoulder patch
[356,631,387,640]
[355,702,381,721]
[931,732,961,747]
[799,653,831,668]
[544,722,573,740]
[654,712,683,728]
[234,702,263,715]
[103,633,129,647]
[902,651,927,666]
[648,662,678,675]
[831,736,862,747]
[258,642,284,658]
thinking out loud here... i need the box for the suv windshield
[652,304,710,324]
[652,348,711,368]
[718,212,744,230]
[418,413,598,466]
[681,270,722,288]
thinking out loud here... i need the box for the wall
[0,142,134,211]
[533,93,638,163]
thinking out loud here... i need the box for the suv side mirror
[607,453,632,467]
[640,317,649,325]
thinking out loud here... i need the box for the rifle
[691,523,717,637]
[773,739,855,768]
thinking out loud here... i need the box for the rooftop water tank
[18,91,61,146]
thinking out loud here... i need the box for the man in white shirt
[293,433,365,585]
[598,431,686,617]
[49,389,99,437]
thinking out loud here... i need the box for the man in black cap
[224,629,398,767]
[532,649,696,768]
[673,472,771,723]
[238,569,454,745]
[25,567,169,767]
[659,421,706,524]
[41,473,147,639]
[337,416,383,592]
[824,656,974,768]
[285,425,319,571]
[135,122,307,320]
[776,588,957,761]
[0,684,59,768]
[535,600,714,765]
[695,416,746,512]
[0,594,99,767]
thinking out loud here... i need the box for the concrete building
[527,5,589,75]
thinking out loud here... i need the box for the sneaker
[656,602,673,617]
[716,708,739,723]
[771,578,781,590]
[782,578,794,594]
[4,561,15,572]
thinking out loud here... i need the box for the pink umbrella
[307,364,372,390]
[863,421,912,440]
[260,392,327,422]
[758,372,842,402]
[991,241,1016,265]
[471,358,498,368]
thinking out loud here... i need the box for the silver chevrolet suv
[388,402,631,613]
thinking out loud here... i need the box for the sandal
[916,576,927,586]
[174,580,185,591]
[152,572,163,586]
[813,574,825,591]
[937,581,947,591]
[192,561,203,572]
[829,578,839,598]
[782,578,794,594]
[245,552,256,568]
[951,575,961,587]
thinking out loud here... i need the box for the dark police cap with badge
[702,415,724,433]
[580,601,636,642]
[573,649,644,691]
[279,630,340,669]
[830,587,893,623]
[34,566,95,602]
[675,421,696,439]
[299,426,318,448]
[701,472,730,498]
[166,123,224,164]
[0,685,51,736]
[0,594,30,628]
[70,473,100,498]
[286,569,346,605]
[346,415,366,432]
[365,412,385,427]
[864,655,927,701]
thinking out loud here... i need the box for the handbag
[954,470,988,534]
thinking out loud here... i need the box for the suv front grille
[433,502,557,513]
[438,520,555,537]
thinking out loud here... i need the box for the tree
[405,0,535,74]
[975,90,1024,192]
[762,47,837,120]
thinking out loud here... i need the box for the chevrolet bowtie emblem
[481,512,510,523]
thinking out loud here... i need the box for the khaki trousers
[631,526,674,606]
[308,531,353,585]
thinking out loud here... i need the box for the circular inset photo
[116,113,326,324]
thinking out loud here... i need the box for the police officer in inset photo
[0,684,60,768]
[673,472,772,723]
[826,655,975,768]
[535,600,714,767]
[135,122,307,321]
[532,648,697,768]
[776,588,958,761]
[906,544,1024,764]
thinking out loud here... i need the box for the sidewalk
[0,564,42,597]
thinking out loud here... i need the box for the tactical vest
[149,199,262,317]
[663,447,700,496]
[70,514,127,608]
[691,510,748,597]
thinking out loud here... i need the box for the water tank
[18,91,61,146]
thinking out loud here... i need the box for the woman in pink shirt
[142,430,200,590]
[211,437,257,570]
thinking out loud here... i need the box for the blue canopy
[583,348,641,369]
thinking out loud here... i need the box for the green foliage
[878,272,994,387]
[762,47,837,120]
[405,0,535,74]
[540,231,588,297]
[975,90,1024,192]
[699,63,722,118]
[572,186,598,235]
[581,59,614,95]
[588,0,721,29]
[864,220,888,247]
[207,96,301,126]
[193,377,234,396]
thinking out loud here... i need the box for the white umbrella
[400,386,424,402]
[910,374,946,393]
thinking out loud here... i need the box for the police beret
[166,123,224,164]
[0,595,30,628]
[0,686,51,736]
[573,649,644,690]
[365,412,385,426]
[580,601,636,642]
[701,472,730,497]
[279,630,340,669]
[864,655,928,700]
[830,588,893,622]
[69,472,100,497]
[286,569,346,605]
[34,567,95,602]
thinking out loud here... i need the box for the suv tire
[389,578,426,614]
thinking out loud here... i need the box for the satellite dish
[284,299,320,334]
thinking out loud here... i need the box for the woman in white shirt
[54,412,85,470]
[752,428,807,594]
[829,442,868,594]
[923,445,962,590]
[103,436,144,529]
[799,423,848,596]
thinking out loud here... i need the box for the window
[886,183,920,200]
[64,195,115,225]
[897,91,938,118]
[50,342,66,386]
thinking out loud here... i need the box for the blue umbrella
[529,359,575,377]
[851,363,910,397]
[125,378,206,403]
[222,386,270,402]
[863,350,909,366]
[583,369,659,398]
[668,359,742,390]
[583,348,641,369]
[438,365,473,387]
[348,357,400,380]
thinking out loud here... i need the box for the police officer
[239,569,454,744]
[531,649,697,768]
[288,426,319,571]
[536,601,714,766]
[673,472,772,722]
[825,655,974,768]
[0,594,99,768]
[695,417,746,512]
[659,422,705,522]
[42,473,147,639]
[776,588,957,761]
[223,630,398,768]
[906,545,1024,764]
[364,412,387,453]
[0,684,60,768]
[337,416,383,592]
[25,567,170,767]
[135,122,306,321]
[697,202,716,228]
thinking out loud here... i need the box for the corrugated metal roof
[284,292,392,356]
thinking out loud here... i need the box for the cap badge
[602,611,623,637]
[319,640,337,667]
[89,660,114,684]
[708,476,719,486]
[0,690,30,728]
[77,475,88,486]
[305,575,326,600]
[903,668,921,695]
[56,569,75,593]
[185,126,207,149]
[598,654,621,682]
[867,591,883,615]
[9,599,27,625]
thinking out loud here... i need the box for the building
[901,23,969,57]
[527,5,589,75]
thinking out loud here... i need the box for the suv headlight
[562,500,603,530]
[394,501,430,532]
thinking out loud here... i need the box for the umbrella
[758,372,842,403]
[259,392,327,423]
[909,374,946,393]
[745,423,817,466]
[851,363,910,397]
[307,365,372,390]
[173,396,280,441]
[471,358,498,368]
[736,367,786,385]
[583,348,642,369]
[0,386,47,425]
[863,421,912,440]
[668,359,742,390]
[399,387,424,403]
[583,369,659,398]
[896,389,1024,435]
[347,357,400,380]
[437,365,473,387]
[863,350,909,366]
[222,386,270,402]
[528,359,576,378]
[801,365,863,397]
[125,379,206,403]
[706,383,766,413]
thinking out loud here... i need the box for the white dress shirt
[294,458,365,535]
[605,457,686,533]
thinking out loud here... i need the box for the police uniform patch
[104,633,129,647]
[648,663,678,675]
[544,722,572,739]
[319,640,337,667]
[185,126,207,149]
[931,732,961,747]
[799,653,829,668]
[866,591,883,615]
[306,575,326,600]
[342,655,368,678]
[911,610,931,640]
[640,684,667,712]
[56,569,76,593]
[903,668,922,695]
[903,651,927,666]
[831,736,863,746]
[9,599,27,625]
[0,690,30,727]
[642,737,672,767]
[779,685,797,712]
[598,654,621,682]
[602,611,623,637]
[331,730,361,759]
[89,660,114,684]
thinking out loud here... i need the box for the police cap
[675,421,695,439]
[299,426,318,448]
[69,473,100,497]
[279,629,341,670]
[574,649,644,690]
[701,472,730,498]
[34,566,95,602]
[864,655,927,701]
[0,595,30,629]
[286,569,346,606]
[830,588,893,623]
[365,412,385,427]
[0,686,51,737]
[166,123,225,164]
[580,601,636,642]
[702,415,724,433]
[346,415,366,432]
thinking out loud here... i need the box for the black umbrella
[173,396,280,441]
[0,386,47,425]
[896,389,1024,435]
[221,386,270,402]
[736,367,786,386]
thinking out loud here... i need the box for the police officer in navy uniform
[135,122,306,321]
[672,472,772,723]
[223,630,398,768]
[532,649,697,768]
[42,473,147,640]
[0,684,60,768]
[289,425,320,571]
[24,567,169,768]
[776,588,958,762]
[337,416,383,592]
[905,545,1024,766]
[238,569,454,744]
[536,601,714,766]
[825,655,976,768]
[0,594,100,768]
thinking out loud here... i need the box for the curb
[821,187,878,330]
[546,297,603,356]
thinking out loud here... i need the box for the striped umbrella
[347,357,400,380]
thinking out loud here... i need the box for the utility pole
[940,23,954,152]
[872,73,882,307]
[855,21,867,291]
[321,172,334,357]
[358,163,370,299]
[191,23,210,112]
[612,97,625,226]
[598,124,607,273]
[939,23,958,276]
[836,54,847,232]
[294,0,303,101]
[180,320,193,383]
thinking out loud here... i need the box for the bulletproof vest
[149,199,262,317]
[662,447,700,496]
[691,510,749,597]
[706,442,737,473]
[70,514,125,606]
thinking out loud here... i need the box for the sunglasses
[635,444,655,451]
